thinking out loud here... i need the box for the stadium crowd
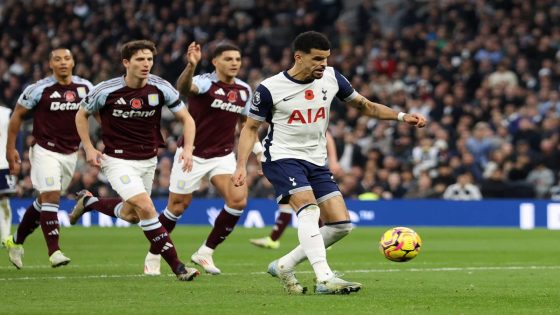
[1,0,560,200]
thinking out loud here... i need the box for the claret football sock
[14,200,41,244]
[86,197,122,218]
[205,206,242,249]
[40,203,61,256]
[158,208,180,233]
[270,211,292,241]
[140,217,182,272]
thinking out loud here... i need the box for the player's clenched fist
[403,113,427,128]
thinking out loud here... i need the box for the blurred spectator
[411,137,439,177]
[488,60,518,88]
[480,167,511,198]
[466,122,502,169]
[525,159,555,198]
[404,173,437,199]
[443,172,482,201]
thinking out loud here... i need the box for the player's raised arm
[6,104,29,175]
[176,42,201,97]
[346,94,427,128]
[232,117,262,187]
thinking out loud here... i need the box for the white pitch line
[1,265,559,282]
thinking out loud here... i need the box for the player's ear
[122,59,129,69]
[294,52,302,64]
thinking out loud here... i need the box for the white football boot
[314,276,362,294]
[267,260,307,294]
[191,251,221,275]
[49,250,71,268]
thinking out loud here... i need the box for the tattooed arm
[346,94,426,127]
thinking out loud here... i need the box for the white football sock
[113,202,124,219]
[278,221,353,273]
[0,198,12,241]
[198,244,214,255]
[295,204,332,281]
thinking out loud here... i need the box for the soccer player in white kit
[0,106,17,245]
[233,31,426,294]
[249,131,342,249]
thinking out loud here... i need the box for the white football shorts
[169,149,236,195]
[101,155,157,201]
[30,144,78,193]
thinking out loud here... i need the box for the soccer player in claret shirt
[3,48,93,269]
[73,40,199,281]
[142,42,260,276]
[233,31,427,294]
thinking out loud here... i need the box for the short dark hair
[121,40,157,60]
[292,31,331,53]
[212,43,241,59]
[49,48,72,60]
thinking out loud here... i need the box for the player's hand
[329,161,344,178]
[403,113,427,128]
[85,148,104,167]
[179,148,193,173]
[186,42,201,66]
[232,167,247,187]
[6,148,21,175]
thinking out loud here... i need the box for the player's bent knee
[168,201,190,216]
[123,213,140,224]
[168,195,192,215]
[226,199,247,211]
[329,222,353,238]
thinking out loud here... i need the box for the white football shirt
[249,67,357,166]
[0,106,11,169]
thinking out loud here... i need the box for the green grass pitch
[1,226,558,315]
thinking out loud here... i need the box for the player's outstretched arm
[75,107,103,167]
[346,94,427,128]
[176,42,201,97]
[6,104,28,175]
[174,107,196,172]
[232,117,262,187]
